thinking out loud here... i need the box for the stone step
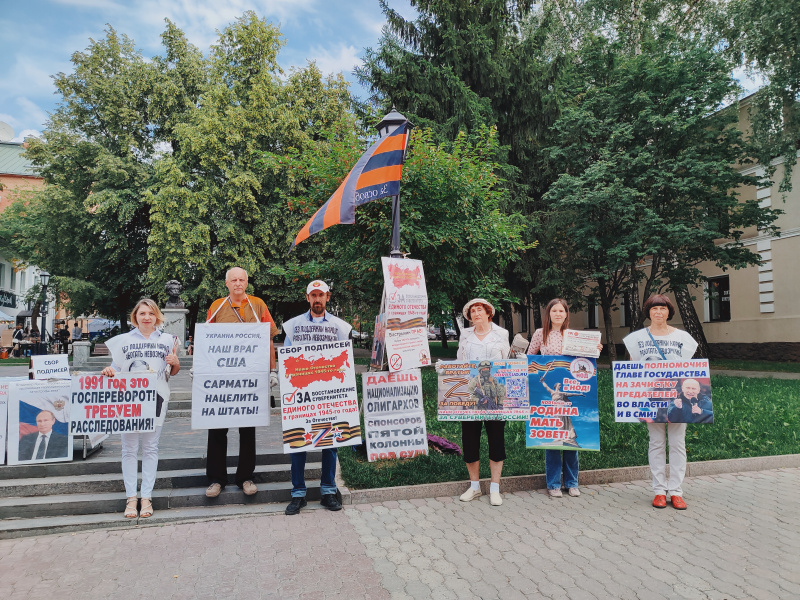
[0,501,326,540]
[0,462,321,497]
[0,480,320,519]
[0,450,321,480]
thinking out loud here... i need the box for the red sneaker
[670,495,687,510]
[652,494,667,508]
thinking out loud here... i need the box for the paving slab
[0,467,797,599]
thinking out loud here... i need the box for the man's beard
[311,302,324,315]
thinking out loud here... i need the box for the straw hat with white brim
[462,298,495,321]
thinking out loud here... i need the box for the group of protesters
[457,293,696,512]
[101,267,347,519]
[101,264,697,519]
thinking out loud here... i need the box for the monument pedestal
[163,308,189,357]
[73,341,91,369]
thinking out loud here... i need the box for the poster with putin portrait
[6,379,73,465]
[612,359,713,424]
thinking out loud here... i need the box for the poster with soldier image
[526,356,600,451]
[7,379,73,465]
[437,359,529,421]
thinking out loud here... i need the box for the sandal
[124,497,138,519]
[140,498,154,518]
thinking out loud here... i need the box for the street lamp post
[375,107,412,258]
[39,271,50,355]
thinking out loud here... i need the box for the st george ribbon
[291,122,410,248]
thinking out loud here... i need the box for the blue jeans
[545,449,579,489]
[291,448,338,497]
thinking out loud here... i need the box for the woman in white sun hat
[456,298,510,507]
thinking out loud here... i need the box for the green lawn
[340,369,800,489]
[0,358,32,366]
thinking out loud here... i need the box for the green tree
[269,125,531,332]
[145,12,357,322]
[1,27,160,327]
[545,32,780,358]
[727,0,800,192]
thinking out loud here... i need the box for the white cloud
[308,44,361,77]
[16,98,51,129]
[13,129,43,143]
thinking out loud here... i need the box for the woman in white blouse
[457,298,510,507]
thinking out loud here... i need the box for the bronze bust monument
[165,280,185,309]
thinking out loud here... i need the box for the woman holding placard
[623,294,697,510]
[457,298,510,507]
[101,299,180,519]
[527,298,602,498]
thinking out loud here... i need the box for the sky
[1,1,764,144]
[0,0,416,142]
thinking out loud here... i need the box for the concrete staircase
[0,364,321,539]
[0,448,323,539]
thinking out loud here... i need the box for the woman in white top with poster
[456,298,510,507]
[623,294,697,510]
[102,299,180,519]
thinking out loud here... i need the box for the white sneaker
[548,488,563,498]
[568,487,581,497]
[490,491,503,506]
[460,487,482,502]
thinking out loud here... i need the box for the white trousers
[647,422,687,497]
[121,426,163,498]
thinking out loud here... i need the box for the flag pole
[375,107,412,258]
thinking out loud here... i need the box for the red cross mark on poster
[390,354,403,370]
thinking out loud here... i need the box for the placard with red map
[278,340,361,453]
[381,257,428,321]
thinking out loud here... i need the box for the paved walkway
[1,467,798,599]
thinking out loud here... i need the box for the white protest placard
[612,359,713,423]
[381,257,428,321]
[562,329,602,358]
[30,355,71,379]
[70,373,158,436]
[7,379,73,465]
[363,369,427,462]
[0,377,27,465]
[385,327,432,372]
[191,322,271,429]
[278,340,361,454]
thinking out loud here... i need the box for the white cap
[306,280,330,294]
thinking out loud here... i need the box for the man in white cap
[282,280,352,515]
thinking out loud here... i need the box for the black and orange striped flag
[291,122,409,248]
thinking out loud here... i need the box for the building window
[587,298,597,329]
[0,263,5,289]
[20,271,26,292]
[708,276,731,322]
[519,306,529,332]
[10,269,16,291]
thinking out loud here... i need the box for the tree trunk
[439,320,448,350]
[601,303,617,362]
[532,302,542,332]
[120,306,130,333]
[672,285,708,358]
[628,261,642,332]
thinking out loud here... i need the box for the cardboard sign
[278,340,361,453]
[363,369,427,462]
[70,373,158,435]
[437,359,529,421]
[385,327,432,372]
[30,355,71,380]
[526,356,600,451]
[7,379,73,465]
[613,359,713,423]
[191,322,271,429]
